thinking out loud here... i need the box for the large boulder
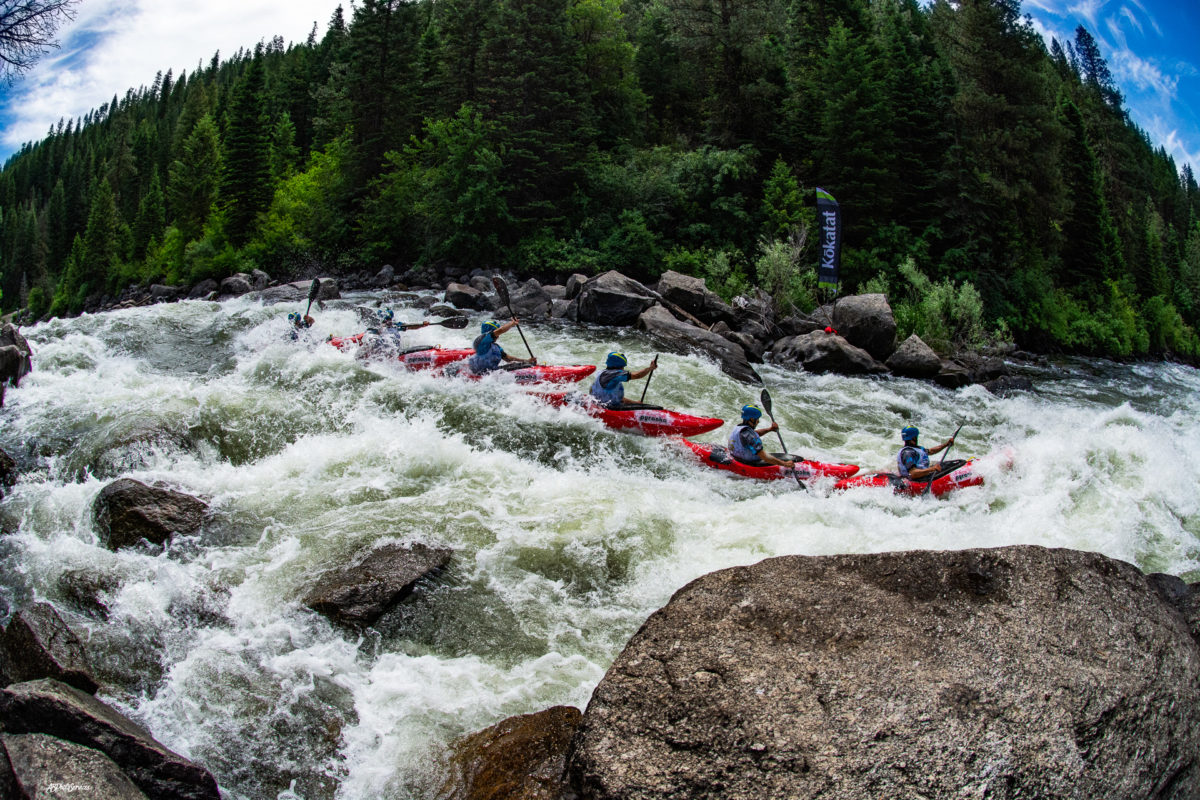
[501,279,553,319]
[0,323,33,388]
[186,279,219,300]
[218,274,252,297]
[257,278,340,306]
[771,330,889,375]
[831,294,897,361]
[570,271,657,326]
[1,602,98,693]
[3,732,149,799]
[564,273,589,301]
[0,445,15,492]
[636,305,760,384]
[303,542,453,628]
[0,678,221,799]
[885,334,942,378]
[444,283,486,311]
[92,479,208,551]
[567,546,1200,800]
[655,271,736,327]
[439,706,582,800]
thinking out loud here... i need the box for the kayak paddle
[639,354,659,403]
[921,422,964,497]
[491,276,536,363]
[415,316,470,329]
[304,278,321,317]
[760,388,806,491]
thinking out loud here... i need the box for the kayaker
[897,426,955,481]
[287,312,314,340]
[468,319,535,373]
[362,308,430,356]
[727,404,796,469]
[589,352,657,409]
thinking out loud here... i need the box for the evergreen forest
[2,0,1200,360]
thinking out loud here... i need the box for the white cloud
[1137,114,1200,174]
[1,0,335,153]
[1067,0,1106,29]
[1112,48,1178,102]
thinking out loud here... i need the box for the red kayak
[443,361,596,385]
[328,334,473,370]
[531,391,724,437]
[680,439,859,481]
[833,449,1013,498]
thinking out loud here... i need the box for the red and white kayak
[531,391,724,437]
[832,449,1014,498]
[327,334,473,370]
[680,439,859,481]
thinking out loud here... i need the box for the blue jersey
[728,424,764,463]
[468,332,505,372]
[589,368,631,407]
[897,445,930,477]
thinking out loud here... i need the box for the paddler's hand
[784,459,796,469]
[766,422,779,433]
[649,357,658,371]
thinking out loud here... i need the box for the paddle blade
[435,316,470,329]
[491,275,511,307]
[759,388,773,417]
[305,278,321,315]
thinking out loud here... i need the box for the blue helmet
[741,404,763,421]
[901,425,919,442]
[378,308,394,322]
[605,351,628,369]
[481,320,501,335]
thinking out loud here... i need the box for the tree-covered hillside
[2,0,1199,359]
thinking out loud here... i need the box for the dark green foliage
[169,114,221,240]
[133,168,166,260]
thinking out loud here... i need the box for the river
[1,292,1198,799]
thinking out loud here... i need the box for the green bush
[754,236,816,313]
[890,257,998,353]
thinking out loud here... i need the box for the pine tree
[1059,97,1120,286]
[133,168,166,259]
[436,0,497,114]
[270,112,300,182]
[81,178,121,295]
[221,55,273,246]
[169,114,221,239]
[761,157,804,238]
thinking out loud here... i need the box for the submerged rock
[304,542,453,627]
[0,678,221,799]
[567,546,1200,800]
[92,478,209,550]
[440,706,582,800]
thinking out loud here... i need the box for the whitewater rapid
[1,293,1197,799]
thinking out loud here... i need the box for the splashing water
[1,294,1198,799]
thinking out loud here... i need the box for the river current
[1,292,1198,799]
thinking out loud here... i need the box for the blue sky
[0,0,1196,176]
[1024,0,1200,175]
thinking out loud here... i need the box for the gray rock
[543,284,567,301]
[469,275,493,293]
[568,546,1200,800]
[771,331,889,375]
[249,269,270,291]
[148,285,182,301]
[1,603,97,693]
[304,542,453,628]
[731,289,779,339]
[885,334,942,378]
[721,330,765,363]
[3,733,149,799]
[0,322,32,391]
[257,278,339,305]
[444,283,485,311]
[0,678,221,799]
[186,279,219,300]
[507,279,553,318]
[92,479,208,551]
[218,274,252,297]
[636,305,760,384]
[570,271,657,326]
[57,568,122,619]
[372,265,396,288]
[831,293,897,361]
[655,271,737,327]
[413,295,438,310]
[984,375,1034,396]
[934,360,972,389]
[550,299,571,319]
[564,273,589,301]
[440,706,581,800]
